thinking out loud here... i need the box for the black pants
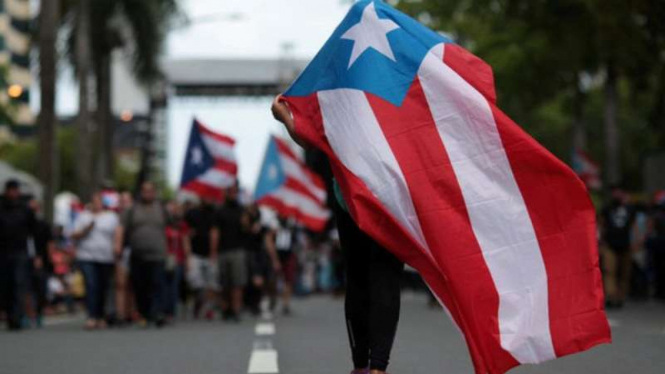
[0,253,29,330]
[29,265,49,318]
[130,257,165,322]
[336,206,404,371]
[79,262,114,320]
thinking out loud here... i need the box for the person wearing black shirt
[0,180,36,331]
[601,187,637,308]
[184,199,218,319]
[28,199,54,328]
[211,184,249,322]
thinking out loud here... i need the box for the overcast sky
[166,0,352,191]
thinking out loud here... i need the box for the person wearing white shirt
[72,192,121,329]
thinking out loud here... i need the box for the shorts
[278,251,296,284]
[219,250,248,288]
[187,254,220,291]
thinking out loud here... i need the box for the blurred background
[0,1,664,373]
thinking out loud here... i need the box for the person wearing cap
[0,180,37,331]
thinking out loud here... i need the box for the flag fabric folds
[254,135,330,232]
[282,2,611,374]
[180,119,238,200]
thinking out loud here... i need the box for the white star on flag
[191,146,203,166]
[268,164,279,180]
[341,2,400,69]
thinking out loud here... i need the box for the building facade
[0,0,32,129]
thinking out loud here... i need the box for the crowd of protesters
[599,186,665,308]
[0,179,343,331]
[3,178,665,332]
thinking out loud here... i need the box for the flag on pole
[180,119,238,200]
[572,148,602,191]
[254,135,330,231]
[282,2,610,374]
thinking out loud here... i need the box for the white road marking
[248,349,279,374]
[608,319,621,328]
[249,308,279,373]
[255,322,276,336]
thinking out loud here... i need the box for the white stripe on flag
[317,89,428,252]
[269,187,330,220]
[279,156,327,202]
[419,43,555,364]
[202,134,237,162]
[197,168,236,189]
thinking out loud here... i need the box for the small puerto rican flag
[180,119,238,200]
[254,135,330,231]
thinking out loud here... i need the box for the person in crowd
[600,186,637,309]
[118,182,169,327]
[272,217,298,315]
[184,198,218,320]
[27,199,55,328]
[115,190,134,325]
[648,192,665,300]
[245,203,279,316]
[272,96,405,374]
[52,225,75,314]
[211,184,249,322]
[0,180,36,331]
[164,201,190,321]
[72,192,121,329]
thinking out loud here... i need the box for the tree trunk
[604,60,620,187]
[38,0,59,223]
[572,74,587,152]
[76,0,94,202]
[649,61,665,149]
[95,52,113,185]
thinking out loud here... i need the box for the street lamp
[7,84,23,99]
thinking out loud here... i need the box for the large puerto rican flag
[282,2,610,374]
[254,135,330,232]
[180,119,238,200]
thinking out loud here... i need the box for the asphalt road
[1,293,664,374]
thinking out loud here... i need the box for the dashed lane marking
[248,349,279,374]
[255,322,276,336]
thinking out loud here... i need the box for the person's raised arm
[271,95,308,148]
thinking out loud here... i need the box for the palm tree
[64,0,180,191]
[37,0,60,222]
[74,0,94,202]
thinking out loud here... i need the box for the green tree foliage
[0,127,134,194]
[396,0,664,190]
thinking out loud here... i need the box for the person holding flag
[271,1,610,374]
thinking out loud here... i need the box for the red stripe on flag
[181,180,224,201]
[283,177,324,205]
[273,136,300,161]
[213,159,238,175]
[491,107,611,357]
[443,44,497,104]
[257,195,327,232]
[273,135,326,191]
[196,120,236,145]
[366,79,519,374]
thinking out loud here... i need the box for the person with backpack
[117,182,170,327]
[600,186,637,308]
